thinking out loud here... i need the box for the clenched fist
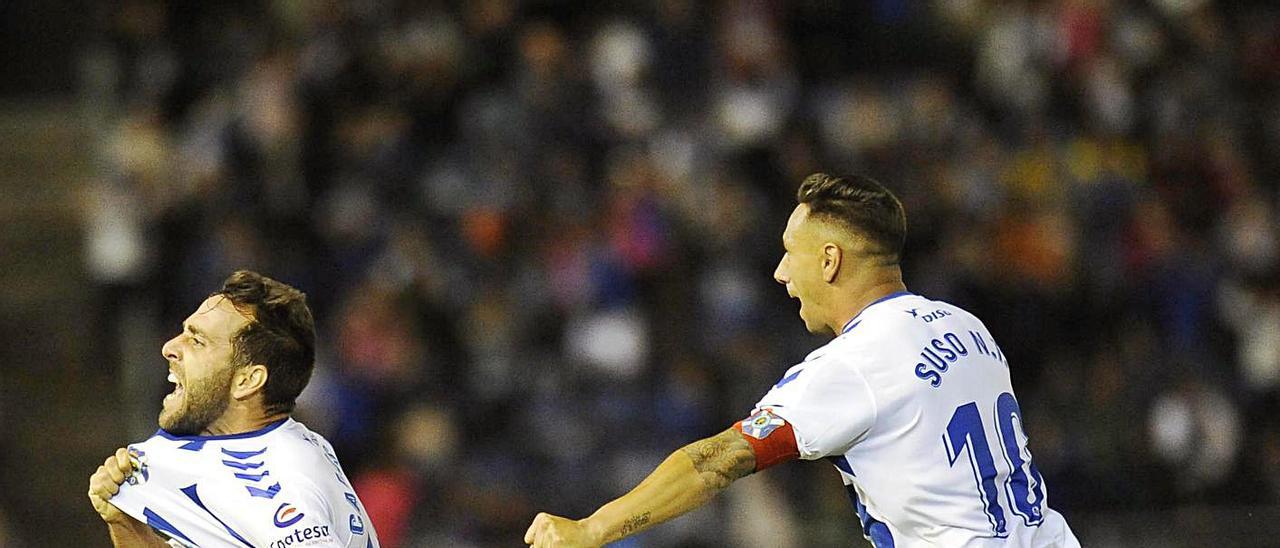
[524,512,600,548]
[87,447,135,524]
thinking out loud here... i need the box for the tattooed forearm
[618,512,651,536]
[679,428,757,491]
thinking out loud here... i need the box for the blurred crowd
[81,0,1280,546]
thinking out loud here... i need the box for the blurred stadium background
[1,0,1278,546]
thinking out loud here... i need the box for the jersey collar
[155,417,290,441]
[840,291,914,334]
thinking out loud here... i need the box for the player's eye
[190,336,204,347]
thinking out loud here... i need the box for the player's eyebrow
[184,323,208,339]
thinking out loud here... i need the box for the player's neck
[201,408,290,437]
[827,276,908,335]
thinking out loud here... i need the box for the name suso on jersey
[733,292,1079,548]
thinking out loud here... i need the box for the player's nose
[161,336,180,362]
[773,258,788,285]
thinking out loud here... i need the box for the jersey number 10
[943,392,1046,537]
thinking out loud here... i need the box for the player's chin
[157,411,174,431]
[800,315,827,335]
[796,309,815,331]
[158,414,199,436]
[158,399,182,429]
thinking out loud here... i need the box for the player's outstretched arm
[87,447,170,548]
[525,427,757,548]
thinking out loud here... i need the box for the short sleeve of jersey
[754,353,877,460]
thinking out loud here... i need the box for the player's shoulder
[234,420,346,506]
[841,292,982,338]
[267,418,329,450]
[849,291,935,326]
[819,292,986,362]
[826,292,929,347]
[260,419,342,473]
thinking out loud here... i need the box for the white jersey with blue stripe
[109,418,379,548]
[755,292,1079,548]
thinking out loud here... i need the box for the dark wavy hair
[797,173,907,264]
[215,270,316,415]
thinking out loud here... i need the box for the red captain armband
[733,408,800,471]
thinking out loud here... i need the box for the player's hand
[88,447,135,524]
[524,512,600,548]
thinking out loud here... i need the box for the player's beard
[159,365,236,436]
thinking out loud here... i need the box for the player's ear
[231,364,269,400]
[821,242,842,283]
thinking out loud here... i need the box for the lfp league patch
[741,408,786,439]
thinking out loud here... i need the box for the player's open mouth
[166,370,185,399]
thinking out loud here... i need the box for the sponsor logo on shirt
[274,502,305,528]
[742,408,786,439]
[268,525,331,548]
[908,308,952,323]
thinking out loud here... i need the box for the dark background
[1,0,1279,546]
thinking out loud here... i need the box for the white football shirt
[753,292,1079,547]
[110,418,380,548]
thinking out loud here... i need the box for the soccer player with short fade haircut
[798,172,906,260]
[526,173,1079,547]
[87,270,380,548]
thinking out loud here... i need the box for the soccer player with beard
[87,271,379,547]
